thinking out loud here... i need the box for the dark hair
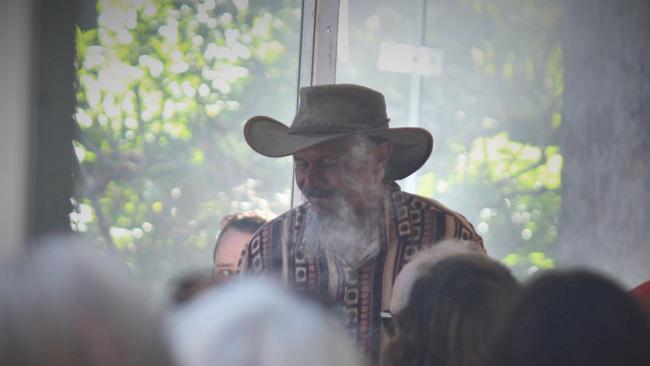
[383,254,520,366]
[170,269,214,306]
[483,270,650,366]
[212,211,268,260]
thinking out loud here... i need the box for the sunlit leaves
[69,199,95,232]
[255,40,286,63]
[416,172,437,198]
[502,251,555,275]
[74,0,300,296]
[151,201,163,213]
[191,149,205,165]
[403,0,564,279]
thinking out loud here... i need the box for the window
[336,0,562,276]
[74,0,563,297]
[74,0,301,295]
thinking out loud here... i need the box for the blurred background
[72,0,301,295]
[2,0,648,300]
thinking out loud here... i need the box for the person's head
[294,134,393,216]
[483,270,650,366]
[0,235,175,366]
[244,83,434,217]
[390,239,486,314]
[383,254,520,366]
[170,279,364,366]
[170,269,215,306]
[630,280,650,315]
[212,211,267,281]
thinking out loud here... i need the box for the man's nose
[301,166,326,188]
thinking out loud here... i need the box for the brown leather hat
[243,84,433,180]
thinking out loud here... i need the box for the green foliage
[73,0,300,297]
[338,0,563,278]
[75,0,563,294]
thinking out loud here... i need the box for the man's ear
[375,141,394,168]
[372,141,394,181]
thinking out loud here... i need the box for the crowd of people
[1,234,649,366]
[1,83,649,365]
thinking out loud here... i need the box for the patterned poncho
[238,183,484,362]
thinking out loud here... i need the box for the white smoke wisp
[302,199,381,269]
[338,135,387,204]
[302,135,387,269]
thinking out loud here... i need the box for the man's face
[212,228,254,281]
[293,136,393,215]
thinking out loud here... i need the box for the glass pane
[73,0,301,297]
[337,0,563,278]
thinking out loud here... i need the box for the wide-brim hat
[243,84,433,180]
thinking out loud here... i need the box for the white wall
[0,0,33,262]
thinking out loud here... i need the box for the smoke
[301,135,387,269]
[302,196,381,269]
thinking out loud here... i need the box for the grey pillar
[26,0,80,242]
[558,0,650,286]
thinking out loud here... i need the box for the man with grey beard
[239,84,484,362]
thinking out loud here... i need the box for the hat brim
[244,116,433,180]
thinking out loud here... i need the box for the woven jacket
[239,183,484,362]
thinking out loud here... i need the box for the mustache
[302,187,340,199]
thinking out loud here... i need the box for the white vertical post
[297,0,339,89]
[311,0,339,85]
[403,0,426,193]
[297,0,317,90]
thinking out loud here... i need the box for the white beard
[302,198,381,269]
